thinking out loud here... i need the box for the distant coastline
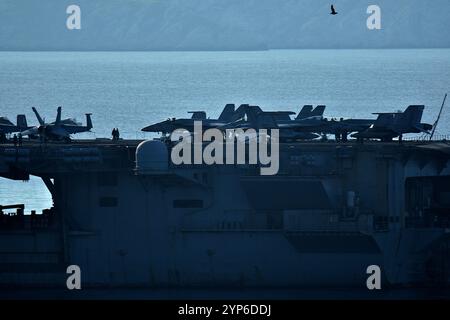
[1,0,449,52]
[1,47,450,52]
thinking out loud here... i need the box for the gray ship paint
[170,121,280,175]
[1,139,450,288]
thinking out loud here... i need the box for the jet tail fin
[218,104,236,121]
[373,113,394,128]
[311,105,326,118]
[85,113,93,130]
[55,106,62,125]
[228,104,252,123]
[241,105,261,125]
[399,105,424,128]
[254,111,293,129]
[296,105,313,120]
[16,115,27,129]
[188,111,206,120]
[32,107,45,126]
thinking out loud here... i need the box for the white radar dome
[136,140,169,173]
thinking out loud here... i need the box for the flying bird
[330,5,337,15]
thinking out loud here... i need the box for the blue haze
[1,0,450,50]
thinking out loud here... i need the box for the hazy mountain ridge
[0,0,449,50]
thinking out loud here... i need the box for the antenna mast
[430,93,447,140]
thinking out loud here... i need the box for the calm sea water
[1,49,450,212]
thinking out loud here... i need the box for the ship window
[173,199,203,208]
[405,176,450,219]
[98,172,118,187]
[99,196,118,207]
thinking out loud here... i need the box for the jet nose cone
[141,124,157,132]
[141,120,172,133]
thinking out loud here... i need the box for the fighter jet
[250,110,320,140]
[273,106,375,141]
[21,106,93,141]
[221,105,320,140]
[0,115,29,134]
[223,104,375,141]
[225,105,322,128]
[319,117,375,141]
[282,105,375,140]
[141,104,244,133]
[351,105,432,141]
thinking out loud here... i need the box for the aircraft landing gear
[334,133,341,142]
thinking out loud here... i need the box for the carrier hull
[1,140,450,288]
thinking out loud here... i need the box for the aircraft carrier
[1,137,450,288]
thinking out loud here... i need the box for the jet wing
[142,119,179,133]
[50,126,70,137]
[0,117,14,126]
[21,127,39,136]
